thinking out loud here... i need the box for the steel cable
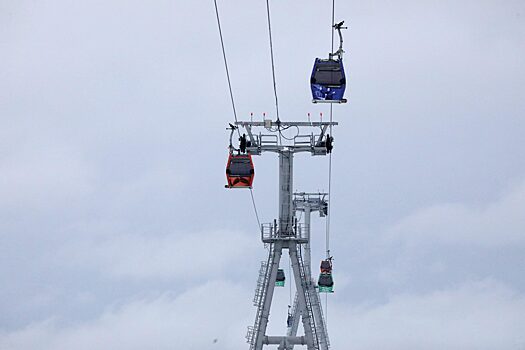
[324,0,337,329]
[214,0,262,232]
[265,0,280,123]
[213,0,239,127]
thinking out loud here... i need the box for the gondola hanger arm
[331,20,348,60]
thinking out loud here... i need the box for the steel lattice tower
[235,120,336,350]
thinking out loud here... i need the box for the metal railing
[261,222,307,243]
[247,248,274,349]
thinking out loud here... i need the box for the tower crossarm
[234,121,338,156]
[235,121,338,127]
[293,192,329,217]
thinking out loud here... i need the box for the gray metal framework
[238,120,337,350]
[287,192,330,350]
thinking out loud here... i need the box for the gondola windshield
[229,157,252,176]
[311,60,345,86]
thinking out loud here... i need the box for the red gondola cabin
[320,259,332,274]
[226,153,254,188]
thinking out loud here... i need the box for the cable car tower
[228,120,336,350]
[214,0,348,347]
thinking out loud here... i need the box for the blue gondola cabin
[310,58,347,103]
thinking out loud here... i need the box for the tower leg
[254,241,283,350]
[289,241,318,350]
[311,287,330,350]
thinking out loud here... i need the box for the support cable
[265,0,280,123]
[214,0,262,232]
[213,0,239,129]
[264,0,284,146]
[331,0,336,54]
[324,0,337,329]
[325,0,336,261]
[250,188,262,229]
[326,129,332,259]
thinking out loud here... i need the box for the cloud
[329,279,525,350]
[385,180,525,247]
[1,0,524,348]
[57,229,259,281]
[0,280,253,350]
[2,279,523,350]
[0,142,95,211]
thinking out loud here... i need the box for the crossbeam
[264,336,307,345]
[235,121,338,127]
[234,121,336,156]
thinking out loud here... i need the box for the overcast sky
[1,0,525,349]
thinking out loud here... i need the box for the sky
[1,0,524,349]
